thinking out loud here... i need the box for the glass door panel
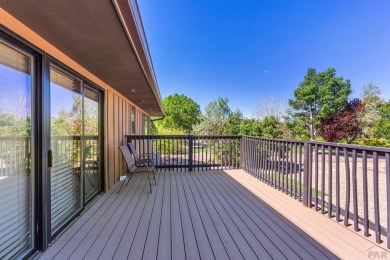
[50,67,82,233]
[0,41,33,259]
[83,85,100,201]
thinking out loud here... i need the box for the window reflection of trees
[0,89,31,137]
[51,96,98,136]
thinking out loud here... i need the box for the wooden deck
[40,170,388,260]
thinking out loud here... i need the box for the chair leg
[85,169,94,187]
[148,172,152,193]
[125,172,134,186]
[118,171,133,193]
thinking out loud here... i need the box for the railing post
[302,141,310,207]
[386,153,390,249]
[240,136,244,170]
[188,135,193,171]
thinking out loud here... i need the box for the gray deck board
[190,172,258,259]
[39,174,142,260]
[175,173,200,260]
[178,173,213,259]
[182,172,229,259]
[156,172,171,260]
[98,175,147,259]
[39,170,386,260]
[193,171,273,259]
[112,176,150,259]
[82,177,142,260]
[210,170,330,259]
[69,175,146,260]
[141,171,164,260]
[170,172,186,260]
[127,173,160,260]
[187,173,245,260]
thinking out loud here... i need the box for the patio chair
[84,146,98,187]
[127,142,155,166]
[127,142,156,184]
[118,145,156,193]
[74,146,96,185]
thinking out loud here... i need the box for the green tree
[289,68,352,140]
[83,97,99,135]
[0,91,31,136]
[261,116,283,139]
[360,83,385,138]
[240,118,262,136]
[0,114,31,136]
[159,94,201,134]
[283,115,310,140]
[374,100,390,140]
[150,121,158,135]
[51,96,99,136]
[224,109,243,135]
[196,97,232,135]
[0,114,17,136]
[51,108,72,135]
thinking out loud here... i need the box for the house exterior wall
[105,90,147,191]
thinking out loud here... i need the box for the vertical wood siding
[104,90,148,191]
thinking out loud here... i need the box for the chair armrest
[139,153,153,159]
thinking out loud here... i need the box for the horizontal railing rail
[126,135,241,171]
[241,136,390,248]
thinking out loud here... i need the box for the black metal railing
[3,134,390,249]
[241,136,390,248]
[126,135,241,171]
[242,137,305,199]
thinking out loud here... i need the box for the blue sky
[138,0,390,117]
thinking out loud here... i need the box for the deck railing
[126,135,241,171]
[241,136,390,248]
[2,134,390,249]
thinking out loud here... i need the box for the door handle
[48,150,53,167]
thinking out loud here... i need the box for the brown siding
[104,90,147,191]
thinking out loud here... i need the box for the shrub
[361,138,390,148]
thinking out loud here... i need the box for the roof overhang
[1,0,164,116]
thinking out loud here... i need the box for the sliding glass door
[0,31,104,257]
[83,85,101,201]
[0,40,34,259]
[50,67,83,233]
[49,66,102,234]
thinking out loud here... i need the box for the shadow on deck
[39,170,386,260]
